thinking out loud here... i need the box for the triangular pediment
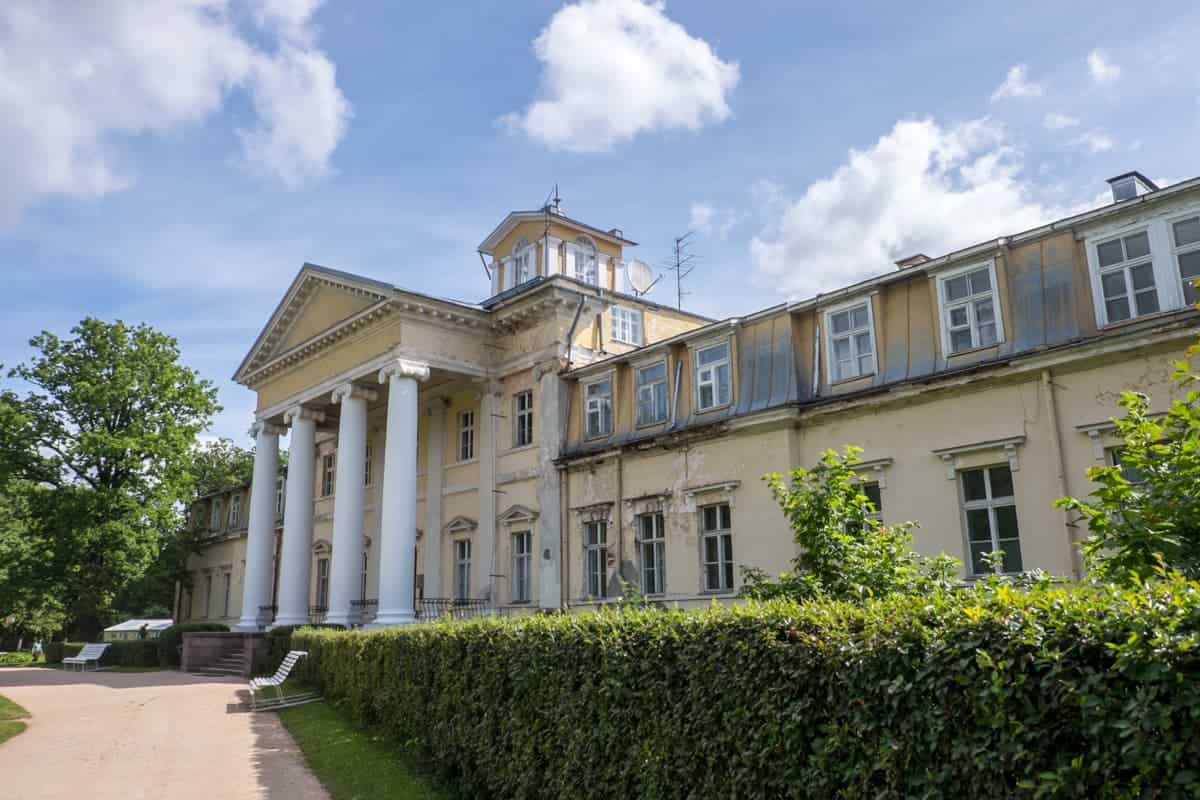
[498,504,539,525]
[234,263,392,384]
[444,515,478,535]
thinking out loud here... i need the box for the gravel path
[0,667,329,799]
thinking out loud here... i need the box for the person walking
[137,623,149,640]
[32,640,43,662]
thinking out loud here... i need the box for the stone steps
[190,649,246,678]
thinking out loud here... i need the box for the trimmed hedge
[0,652,34,666]
[261,624,343,676]
[157,623,229,667]
[99,640,159,668]
[296,578,1200,799]
[43,642,84,665]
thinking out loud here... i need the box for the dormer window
[512,238,535,287]
[937,261,1004,356]
[584,377,613,438]
[571,236,598,285]
[825,300,875,381]
[1096,230,1157,323]
[1172,216,1200,306]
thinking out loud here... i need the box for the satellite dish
[626,259,656,294]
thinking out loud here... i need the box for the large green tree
[0,319,218,634]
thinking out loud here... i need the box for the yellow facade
[188,182,1200,624]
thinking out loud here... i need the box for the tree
[189,437,256,497]
[1056,355,1200,583]
[741,447,959,602]
[0,318,219,633]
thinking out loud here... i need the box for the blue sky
[1,0,1197,443]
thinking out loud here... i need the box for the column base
[270,614,310,628]
[234,618,264,633]
[366,610,416,628]
[323,612,354,627]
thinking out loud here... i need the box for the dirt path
[0,667,329,800]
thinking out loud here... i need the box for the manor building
[180,172,1200,628]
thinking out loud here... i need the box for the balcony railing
[416,598,491,622]
[257,604,277,626]
[350,598,378,625]
[308,605,328,624]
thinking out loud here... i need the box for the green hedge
[0,652,34,667]
[43,642,84,665]
[261,624,343,676]
[99,640,159,668]
[295,578,1200,799]
[157,623,229,667]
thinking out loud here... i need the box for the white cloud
[990,64,1044,101]
[1071,129,1116,154]
[1087,49,1121,84]
[750,118,1075,299]
[689,203,715,234]
[0,1,351,226]
[1043,112,1080,131]
[502,0,739,153]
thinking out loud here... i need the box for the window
[364,444,373,487]
[321,453,335,497]
[458,411,475,461]
[939,263,1002,355]
[583,521,608,599]
[1109,447,1145,485]
[315,558,330,609]
[701,504,734,592]
[636,362,669,426]
[222,572,232,618]
[228,493,241,528]
[638,512,666,596]
[1096,230,1158,324]
[210,498,223,530]
[514,391,534,447]
[611,306,643,345]
[695,342,731,410]
[275,475,286,517]
[585,378,613,438]
[960,465,1023,575]
[846,480,883,534]
[512,238,535,287]
[512,531,532,603]
[572,236,598,285]
[183,590,193,622]
[827,302,875,381]
[360,551,369,603]
[454,539,471,601]
[204,574,213,618]
[1173,215,1200,307]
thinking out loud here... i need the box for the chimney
[1107,171,1159,203]
[894,253,931,270]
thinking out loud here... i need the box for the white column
[273,406,323,627]
[236,421,283,631]
[324,383,376,626]
[422,397,448,599]
[477,385,498,604]
[370,359,430,627]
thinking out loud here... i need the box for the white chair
[62,643,109,672]
[248,650,307,710]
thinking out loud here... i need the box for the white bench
[62,643,109,672]
[248,650,307,710]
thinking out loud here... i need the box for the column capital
[250,421,287,438]
[283,405,326,426]
[331,382,378,404]
[378,359,430,384]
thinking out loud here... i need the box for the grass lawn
[0,694,31,745]
[277,687,446,800]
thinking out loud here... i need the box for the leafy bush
[0,651,34,666]
[742,447,959,601]
[156,623,228,667]
[100,640,159,668]
[261,624,343,676]
[43,641,84,665]
[296,577,1200,799]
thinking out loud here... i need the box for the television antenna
[665,232,698,310]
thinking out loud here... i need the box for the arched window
[573,236,598,285]
[511,237,534,287]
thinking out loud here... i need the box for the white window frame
[512,238,535,287]
[637,511,666,596]
[700,503,734,593]
[210,498,223,530]
[228,493,241,528]
[513,390,534,448]
[1169,210,1200,308]
[511,530,532,603]
[583,520,608,599]
[572,236,598,285]
[1084,199,1200,327]
[584,376,614,439]
[959,465,1023,576]
[611,305,643,345]
[315,557,330,609]
[692,337,733,412]
[823,297,877,382]
[635,360,669,427]
[458,410,475,462]
[1091,227,1159,325]
[320,453,335,497]
[936,260,1005,357]
[454,538,472,601]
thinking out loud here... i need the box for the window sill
[584,432,613,442]
[698,589,738,598]
[1098,306,1194,331]
[945,342,1001,359]
[829,371,876,388]
[505,443,537,455]
[612,338,642,347]
[694,402,731,415]
[448,459,478,468]
[635,418,669,431]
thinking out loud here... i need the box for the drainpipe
[559,463,570,609]
[565,296,586,367]
[1041,368,1081,579]
[811,297,822,398]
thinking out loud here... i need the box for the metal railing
[416,598,491,621]
[350,598,378,625]
[257,604,277,626]
[308,605,328,624]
